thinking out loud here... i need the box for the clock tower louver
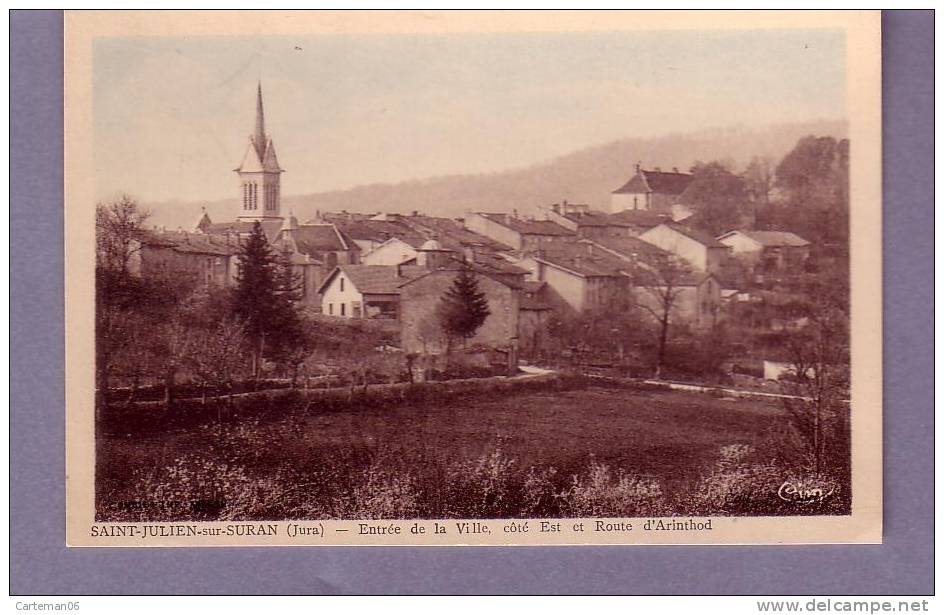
[235,82,284,220]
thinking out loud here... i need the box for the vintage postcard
[65,10,882,546]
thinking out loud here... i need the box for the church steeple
[253,81,266,159]
[235,82,283,221]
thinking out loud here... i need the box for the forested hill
[144,119,846,229]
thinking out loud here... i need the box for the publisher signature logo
[777,480,834,504]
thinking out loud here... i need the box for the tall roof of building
[317,263,432,296]
[606,209,675,228]
[613,168,694,196]
[478,213,574,237]
[200,218,284,242]
[316,265,403,295]
[139,230,240,256]
[718,230,811,247]
[531,243,631,278]
[401,215,513,251]
[288,224,350,256]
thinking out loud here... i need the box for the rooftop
[613,168,694,196]
[478,213,574,237]
[531,243,631,278]
[719,230,811,247]
[285,224,351,255]
[333,219,428,248]
[649,222,728,248]
[139,230,240,256]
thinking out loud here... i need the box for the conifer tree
[437,264,491,346]
[233,222,280,376]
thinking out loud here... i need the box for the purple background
[10,10,933,595]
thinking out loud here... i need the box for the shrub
[346,465,421,519]
[559,460,666,517]
[108,455,286,521]
[443,447,518,517]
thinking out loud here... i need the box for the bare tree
[95,195,150,276]
[631,255,691,378]
[781,304,850,475]
[188,317,249,403]
[95,196,150,414]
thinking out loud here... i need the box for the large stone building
[610,164,695,220]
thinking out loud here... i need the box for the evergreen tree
[233,222,280,376]
[437,264,491,345]
[266,248,309,369]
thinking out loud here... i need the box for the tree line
[682,135,850,249]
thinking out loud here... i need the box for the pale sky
[93,29,845,203]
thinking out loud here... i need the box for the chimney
[513,209,519,219]
[551,203,560,214]
[635,162,641,174]
[672,167,679,173]
[655,166,661,172]
[411,210,418,217]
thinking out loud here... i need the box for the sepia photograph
[64,10,883,546]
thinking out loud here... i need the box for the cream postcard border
[64,10,882,547]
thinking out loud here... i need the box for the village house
[715,230,811,273]
[610,164,695,220]
[463,211,574,252]
[579,236,723,330]
[316,264,413,319]
[516,242,632,313]
[638,222,730,274]
[398,267,521,362]
[632,268,723,331]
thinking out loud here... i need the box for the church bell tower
[235,82,284,220]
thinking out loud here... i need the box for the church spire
[236,81,283,221]
[254,81,266,158]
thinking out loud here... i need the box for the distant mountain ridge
[142,120,847,230]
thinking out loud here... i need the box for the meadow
[97,382,850,520]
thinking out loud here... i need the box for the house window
[340,277,345,292]
[328,303,333,315]
[341,303,346,316]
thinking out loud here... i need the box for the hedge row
[100,372,607,434]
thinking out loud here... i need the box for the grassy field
[97,384,849,520]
